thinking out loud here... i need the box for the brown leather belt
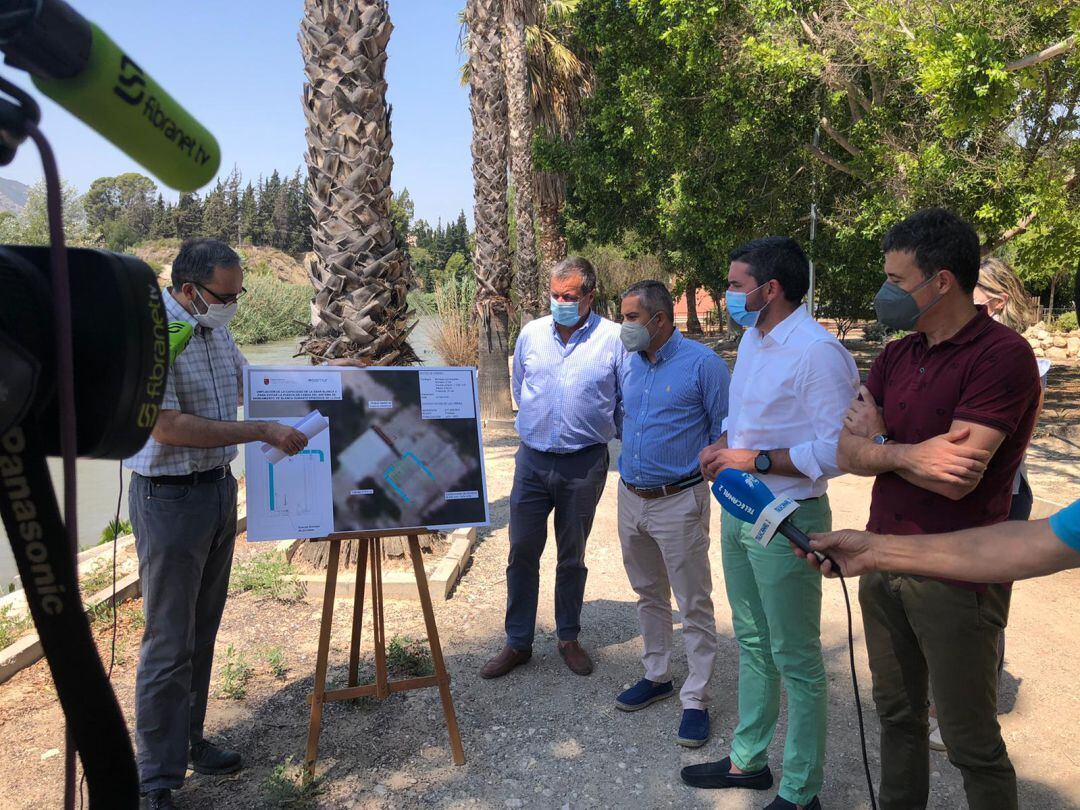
[621,474,704,500]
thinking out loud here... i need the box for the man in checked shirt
[124,239,322,810]
[481,256,626,680]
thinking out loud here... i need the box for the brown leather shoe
[558,640,594,676]
[480,645,532,679]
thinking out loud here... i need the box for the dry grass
[432,275,478,367]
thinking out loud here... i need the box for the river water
[0,316,441,590]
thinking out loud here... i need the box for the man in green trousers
[689,237,859,810]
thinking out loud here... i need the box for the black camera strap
[0,423,138,808]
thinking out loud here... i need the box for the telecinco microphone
[711,468,834,565]
[0,0,221,191]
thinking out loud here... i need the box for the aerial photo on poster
[243,366,489,541]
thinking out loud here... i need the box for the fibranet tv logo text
[113,54,214,167]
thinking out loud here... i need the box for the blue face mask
[550,297,583,327]
[725,281,769,328]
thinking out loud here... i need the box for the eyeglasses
[196,283,247,306]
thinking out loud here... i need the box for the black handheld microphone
[710,468,834,566]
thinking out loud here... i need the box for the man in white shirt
[686,237,858,810]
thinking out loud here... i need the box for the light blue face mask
[725,281,769,328]
[550,297,583,327]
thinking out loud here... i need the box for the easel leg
[304,539,340,775]
[372,537,389,699]
[407,535,466,765]
[347,540,369,687]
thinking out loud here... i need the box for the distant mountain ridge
[0,177,30,213]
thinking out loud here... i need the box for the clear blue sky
[2,0,474,226]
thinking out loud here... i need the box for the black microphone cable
[835,570,878,810]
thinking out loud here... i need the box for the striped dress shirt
[512,311,627,453]
[620,329,730,487]
[125,289,247,476]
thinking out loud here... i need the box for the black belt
[528,443,605,456]
[622,473,704,500]
[143,466,230,486]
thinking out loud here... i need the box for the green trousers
[720,495,830,806]
[859,572,1016,809]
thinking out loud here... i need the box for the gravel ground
[0,426,1078,809]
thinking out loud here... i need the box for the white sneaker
[928,719,947,752]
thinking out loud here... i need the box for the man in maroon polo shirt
[838,208,1039,810]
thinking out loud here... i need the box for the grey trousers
[129,472,237,792]
[505,443,609,650]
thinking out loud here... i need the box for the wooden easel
[304,530,466,775]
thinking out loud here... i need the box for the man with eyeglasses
[124,238,312,810]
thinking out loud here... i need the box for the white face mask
[192,287,238,329]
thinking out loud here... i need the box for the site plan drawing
[243,366,489,540]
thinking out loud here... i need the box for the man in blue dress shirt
[481,257,626,679]
[614,279,731,748]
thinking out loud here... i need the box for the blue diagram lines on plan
[247,414,335,541]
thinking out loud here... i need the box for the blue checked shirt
[125,289,247,476]
[512,312,627,453]
[620,329,730,487]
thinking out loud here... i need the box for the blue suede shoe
[677,708,710,747]
[615,678,674,711]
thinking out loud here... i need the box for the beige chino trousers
[617,481,718,709]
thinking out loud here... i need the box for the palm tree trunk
[299,0,416,366]
[505,0,541,323]
[468,0,514,420]
[536,172,567,273]
[297,0,414,568]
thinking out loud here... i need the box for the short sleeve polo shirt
[864,307,1041,542]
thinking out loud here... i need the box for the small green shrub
[432,275,477,367]
[265,645,287,680]
[99,518,132,545]
[407,290,437,314]
[217,644,253,700]
[387,636,434,677]
[1051,311,1078,332]
[262,757,322,808]
[0,604,32,649]
[230,275,311,346]
[229,552,303,601]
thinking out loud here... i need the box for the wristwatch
[872,433,890,445]
[754,450,772,474]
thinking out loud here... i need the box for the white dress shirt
[723,305,859,500]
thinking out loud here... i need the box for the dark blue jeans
[129,472,237,792]
[505,443,609,650]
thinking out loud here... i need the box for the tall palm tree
[505,0,541,321]
[298,0,416,570]
[299,0,417,367]
[526,0,592,275]
[467,0,514,419]
[461,1,592,291]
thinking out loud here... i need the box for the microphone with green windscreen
[0,0,221,191]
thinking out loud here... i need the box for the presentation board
[243,366,489,541]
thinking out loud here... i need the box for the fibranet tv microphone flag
[0,0,221,191]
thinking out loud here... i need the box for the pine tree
[150,194,174,238]
[257,170,283,246]
[238,183,257,245]
[174,192,203,239]
[201,180,232,242]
